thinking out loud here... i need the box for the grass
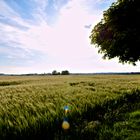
[0,75,140,140]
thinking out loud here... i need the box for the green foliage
[52,70,60,75]
[52,70,70,75]
[0,81,20,86]
[61,70,70,75]
[90,0,140,65]
[129,110,140,119]
[0,75,140,139]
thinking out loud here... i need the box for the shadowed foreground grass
[0,75,140,139]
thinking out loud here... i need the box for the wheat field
[0,75,140,140]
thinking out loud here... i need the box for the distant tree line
[52,70,70,75]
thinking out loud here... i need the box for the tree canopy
[52,70,60,75]
[61,70,70,75]
[90,0,140,65]
[52,70,70,75]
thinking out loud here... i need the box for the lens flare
[62,121,70,130]
[64,106,70,114]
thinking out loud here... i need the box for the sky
[0,0,140,74]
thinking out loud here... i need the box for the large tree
[90,0,140,65]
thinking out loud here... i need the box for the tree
[90,0,140,65]
[61,70,70,75]
[52,70,60,75]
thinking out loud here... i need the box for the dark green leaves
[90,0,140,65]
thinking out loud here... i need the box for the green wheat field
[0,75,140,140]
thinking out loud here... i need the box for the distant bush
[61,70,70,75]
[0,81,20,86]
[52,70,70,75]
[52,70,60,75]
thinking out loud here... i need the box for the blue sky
[0,0,140,74]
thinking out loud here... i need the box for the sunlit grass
[0,75,140,139]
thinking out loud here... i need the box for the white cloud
[15,0,100,59]
[0,0,19,18]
